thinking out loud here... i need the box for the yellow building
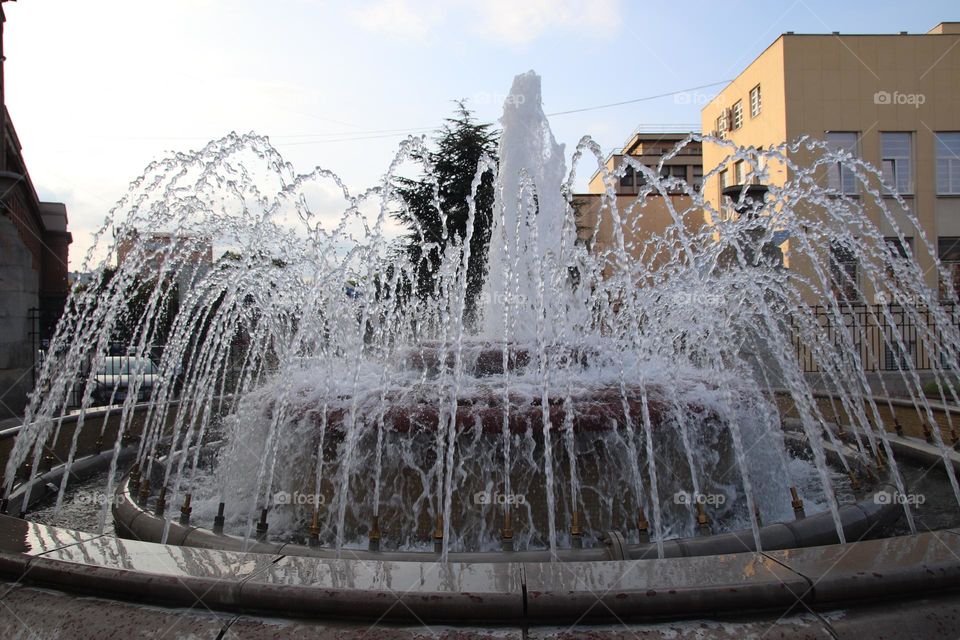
[701,21,960,301]
[575,132,704,277]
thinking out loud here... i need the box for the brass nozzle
[894,420,904,437]
[369,514,381,542]
[179,493,192,525]
[138,479,151,506]
[129,463,141,494]
[790,486,807,519]
[637,511,649,533]
[433,514,444,553]
[570,510,583,537]
[500,508,513,540]
[154,486,167,517]
[637,509,650,543]
[848,470,861,492]
[500,508,514,551]
[695,502,710,526]
[789,486,803,510]
[875,448,887,471]
[570,510,584,549]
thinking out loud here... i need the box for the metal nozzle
[368,514,381,551]
[695,503,711,535]
[255,508,269,541]
[154,486,167,517]
[212,502,225,535]
[138,479,151,506]
[179,493,192,525]
[433,514,443,553]
[500,508,514,551]
[848,470,861,492]
[790,486,806,519]
[129,463,141,494]
[570,510,583,549]
[637,510,650,544]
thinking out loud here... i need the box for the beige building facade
[701,22,960,302]
[575,132,704,277]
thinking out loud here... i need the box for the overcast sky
[4,0,957,268]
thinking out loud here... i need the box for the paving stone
[0,582,229,639]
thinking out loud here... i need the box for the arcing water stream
[6,71,960,558]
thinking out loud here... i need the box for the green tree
[393,102,498,329]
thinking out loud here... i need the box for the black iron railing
[792,303,960,372]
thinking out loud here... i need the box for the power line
[272,81,729,146]
[545,80,733,117]
[94,81,729,147]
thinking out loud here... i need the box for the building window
[830,243,860,302]
[620,165,634,187]
[659,165,686,179]
[939,237,960,300]
[716,113,728,140]
[936,132,960,195]
[732,100,743,130]
[692,166,703,192]
[750,84,761,117]
[734,160,745,185]
[719,169,729,190]
[884,236,913,259]
[658,165,686,192]
[883,236,913,281]
[825,132,859,195]
[881,132,913,195]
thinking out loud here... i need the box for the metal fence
[792,303,960,373]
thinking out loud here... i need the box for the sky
[4,0,957,268]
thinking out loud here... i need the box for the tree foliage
[393,102,498,329]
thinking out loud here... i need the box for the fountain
[2,71,960,634]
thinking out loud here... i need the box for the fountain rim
[2,397,960,624]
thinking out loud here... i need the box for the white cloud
[349,0,441,40]
[349,0,622,44]
[475,0,621,44]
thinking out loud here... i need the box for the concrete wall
[576,193,702,277]
[0,214,38,420]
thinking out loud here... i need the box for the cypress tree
[393,101,498,329]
